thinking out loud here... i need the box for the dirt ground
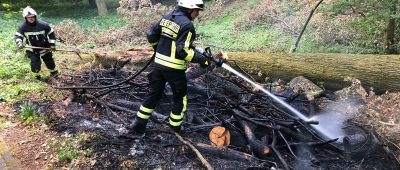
[0,103,57,169]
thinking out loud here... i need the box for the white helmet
[178,0,204,10]
[22,6,37,18]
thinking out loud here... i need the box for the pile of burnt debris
[51,57,400,169]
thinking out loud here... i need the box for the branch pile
[52,53,400,169]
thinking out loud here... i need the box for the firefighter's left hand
[50,44,56,51]
[17,41,24,49]
[152,45,158,51]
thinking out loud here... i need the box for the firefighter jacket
[147,8,205,71]
[15,19,56,53]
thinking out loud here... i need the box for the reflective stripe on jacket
[147,9,204,71]
[15,20,56,52]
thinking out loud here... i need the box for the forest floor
[0,51,399,169]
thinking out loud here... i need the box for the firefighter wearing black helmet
[130,0,209,134]
[15,6,58,80]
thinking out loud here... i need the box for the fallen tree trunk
[227,52,400,93]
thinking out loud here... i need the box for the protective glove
[199,59,209,68]
[50,44,56,51]
[203,47,223,67]
[152,45,158,51]
[17,41,24,49]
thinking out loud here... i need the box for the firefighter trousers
[136,69,187,127]
[26,51,56,74]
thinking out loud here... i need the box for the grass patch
[197,0,287,52]
[42,10,129,32]
[0,56,31,80]
[0,8,125,103]
[51,133,92,163]
[18,101,40,124]
[196,0,373,53]
[0,80,45,103]
[0,81,45,102]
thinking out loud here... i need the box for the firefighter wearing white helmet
[22,6,37,18]
[178,0,204,10]
[129,0,209,135]
[15,6,59,80]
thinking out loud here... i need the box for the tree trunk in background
[384,0,398,54]
[88,0,97,8]
[226,52,400,93]
[95,0,108,16]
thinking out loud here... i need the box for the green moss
[51,132,93,163]
[0,82,45,102]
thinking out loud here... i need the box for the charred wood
[236,116,270,158]
[55,54,154,90]
[195,143,259,163]
[271,130,290,170]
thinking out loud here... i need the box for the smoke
[309,98,361,141]
[293,145,314,170]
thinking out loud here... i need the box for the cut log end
[209,126,231,147]
[263,147,270,156]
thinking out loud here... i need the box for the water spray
[203,47,348,140]
[204,47,311,122]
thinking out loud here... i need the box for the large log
[227,52,400,93]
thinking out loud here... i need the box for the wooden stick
[379,121,400,126]
[195,143,258,162]
[104,102,168,121]
[25,45,77,53]
[174,132,214,170]
[84,94,125,123]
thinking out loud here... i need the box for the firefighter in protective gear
[130,0,209,134]
[15,6,58,80]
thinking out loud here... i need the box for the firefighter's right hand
[199,58,209,68]
[17,41,24,49]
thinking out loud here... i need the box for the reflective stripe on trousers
[169,95,187,126]
[136,105,154,120]
[137,69,188,126]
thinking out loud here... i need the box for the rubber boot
[50,70,59,79]
[129,117,148,135]
[169,125,183,134]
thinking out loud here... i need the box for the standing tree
[95,0,108,16]
[384,0,398,54]
[89,0,97,8]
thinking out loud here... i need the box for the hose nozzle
[204,47,223,67]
